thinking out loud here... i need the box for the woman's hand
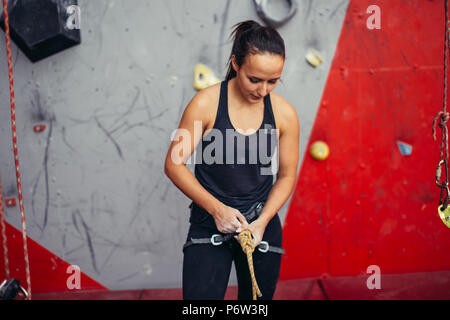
[239,219,267,248]
[212,205,249,234]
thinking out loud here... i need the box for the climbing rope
[433,0,450,159]
[237,230,262,300]
[2,0,32,298]
[0,173,9,280]
[433,0,450,228]
[434,0,450,197]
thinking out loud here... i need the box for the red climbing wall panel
[281,0,450,280]
[0,221,106,294]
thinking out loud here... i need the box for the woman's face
[232,52,284,104]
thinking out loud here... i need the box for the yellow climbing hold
[305,50,323,67]
[438,204,450,228]
[194,64,220,91]
[310,141,330,161]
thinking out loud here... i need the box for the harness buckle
[258,241,269,253]
[256,202,263,211]
[211,234,223,246]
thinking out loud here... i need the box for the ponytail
[225,20,285,81]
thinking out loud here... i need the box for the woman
[164,20,299,300]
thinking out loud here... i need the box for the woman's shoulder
[269,91,299,130]
[195,82,221,106]
[183,82,222,125]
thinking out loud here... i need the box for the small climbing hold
[397,140,412,156]
[5,198,17,207]
[305,50,323,67]
[33,124,46,133]
[310,141,330,160]
[194,64,220,91]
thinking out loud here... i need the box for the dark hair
[225,20,286,81]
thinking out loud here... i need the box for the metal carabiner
[436,159,450,208]
[18,285,29,300]
[436,159,449,188]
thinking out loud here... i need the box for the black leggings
[182,212,283,300]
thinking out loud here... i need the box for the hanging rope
[433,0,450,210]
[433,0,450,154]
[237,230,262,300]
[2,0,32,299]
[0,173,9,280]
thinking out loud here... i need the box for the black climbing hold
[0,0,81,63]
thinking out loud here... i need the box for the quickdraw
[433,0,450,228]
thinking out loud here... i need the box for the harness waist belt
[183,233,285,254]
[183,201,285,254]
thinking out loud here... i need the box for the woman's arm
[245,95,300,246]
[164,89,221,214]
[164,87,248,233]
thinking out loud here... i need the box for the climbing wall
[1,0,448,297]
[281,0,450,280]
[0,0,348,293]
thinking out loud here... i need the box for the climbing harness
[183,201,285,300]
[1,0,32,298]
[253,0,298,28]
[433,0,450,228]
[183,231,284,255]
[183,201,285,255]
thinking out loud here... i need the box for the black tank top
[193,79,278,213]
